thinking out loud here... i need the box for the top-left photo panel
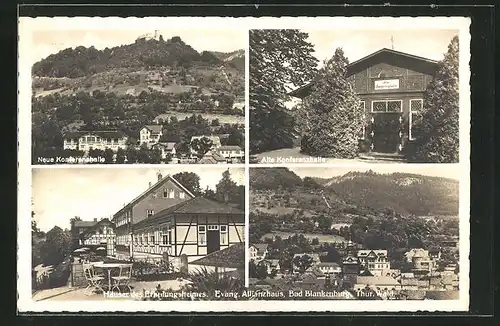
[20,18,246,165]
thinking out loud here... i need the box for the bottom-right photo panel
[248,165,463,301]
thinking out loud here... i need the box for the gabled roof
[141,125,163,134]
[250,243,269,252]
[217,145,243,152]
[80,218,115,239]
[152,142,176,151]
[72,220,98,228]
[190,135,222,147]
[190,243,244,269]
[289,48,439,98]
[348,47,438,70]
[112,174,195,219]
[134,197,244,228]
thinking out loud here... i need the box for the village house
[258,259,281,275]
[216,145,245,162]
[353,275,402,297]
[315,262,342,276]
[198,150,227,164]
[151,142,177,160]
[249,243,269,262]
[289,48,440,159]
[78,218,116,256]
[111,173,196,259]
[357,249,391,276]
[404,248,438,272]
[130,196,244,262]
[63,130,128,153]
[139,125,163,147]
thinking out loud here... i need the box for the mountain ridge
[32,36,245,78]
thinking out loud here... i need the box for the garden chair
[82,263,105,296]
[111,264,133,293]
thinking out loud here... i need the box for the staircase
[358,152,407,163]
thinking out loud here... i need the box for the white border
[18,16,471,313]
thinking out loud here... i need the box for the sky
[32,167,244,232]
[31,28,246,63]
[303,29,459,68]
[289,165,461,181]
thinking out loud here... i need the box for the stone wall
[70,260,87,288]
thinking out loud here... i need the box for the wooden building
[289,48,440,158]
[111,173,195,258]
[131,197,244,262]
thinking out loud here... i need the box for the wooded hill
[32,36,245,78]
[249,168,459,216]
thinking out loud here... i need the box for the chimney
[157,172,163,182]
[93,218,97,222]
[149,181,152,188]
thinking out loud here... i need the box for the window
[371,100,402,113]
[150,234,155,244]
[169,189,175,199]
[152,192,157,199]
[161,225,171,245]
[163,189,168,198]
[409,99,423,140]
[146,209,154,217]
[207,225,219,231]
[220,225,228,245]
[198,225,206,245]
[179,192,185,199]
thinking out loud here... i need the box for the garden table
[92,262,131,291]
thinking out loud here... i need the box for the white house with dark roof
[357,249,391,277]
[315,262,342,276]
[151,142,177,160]
[63,130,128,153]
[249,243,269,261]
[140,125,163,146]
[216,145,244,162]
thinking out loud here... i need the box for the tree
[115,148,126,164]
[215,170,238,203]
[409,36,459,163]
[175,141,190,158]
[303,177,321,189]
[226,129,244,147]
[249,29,318,154]
[292,254,314,273]
[301,48,363,158]
[316,214,332,233]
[190,137,213,159]
[173,172,202,196]
[40,226,71,266]
[103,148,114,164]
[125,147,138,164]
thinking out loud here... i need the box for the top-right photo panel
[249,27,463,164]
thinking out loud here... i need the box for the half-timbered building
[289,48,440,158]
[79,218,116,256]
[111,173,195,259]
[131,197,245,262]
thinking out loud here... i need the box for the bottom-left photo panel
[31,166,246,301]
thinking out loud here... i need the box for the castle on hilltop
[136,29,162,41]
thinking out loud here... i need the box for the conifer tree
[249,29,318,154]
[409,36,459,163]
[301,48,363,158]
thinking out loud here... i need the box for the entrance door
[371,113,402,153]
[206,225,220,254]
